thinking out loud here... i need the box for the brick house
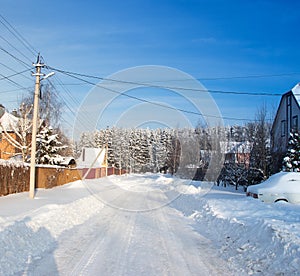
[271,83,300,172]
[220,141,252,168]
[0,106,19,160]
[0,105,32,160]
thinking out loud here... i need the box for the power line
[198,72,300,81]
[0,13,37,57]
[40,50,97,131]
[51,77,83,107]
[0,69,31,81]
[0,46,31,69]
[0,34,33,64]
[0,71,31,91]
[46,78,96,131]
[52,82,89,86]
[0,16,81,130]
[0,15,34,105]
[48,66,284,97]
[133,73,300,82]
[60,117,75,129]
[0,87,31,94]
[52,67,271,122]
[0,60,32,93]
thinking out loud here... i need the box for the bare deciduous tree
[249,104,271,177]
[22,84,64,129]
[0,103,34,161]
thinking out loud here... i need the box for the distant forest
[78,121,271,184]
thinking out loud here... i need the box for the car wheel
[275,198,288,203]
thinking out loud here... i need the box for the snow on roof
[0,112,18,132]
[292,83,300,94]
[291,83,300,103]
[77,147,107,168]
[60,156,76,167]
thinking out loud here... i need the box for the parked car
[246,172,300,204]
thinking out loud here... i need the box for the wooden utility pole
[29,54,44,198]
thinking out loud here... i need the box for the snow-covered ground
[0,174,300,275]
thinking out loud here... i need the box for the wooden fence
[35,166,82,189]
[0,163,30,196]
[0,163,127,196]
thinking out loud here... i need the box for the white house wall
[77,147,106,168]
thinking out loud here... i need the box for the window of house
[281,120,286,137]
[82,148,85,162]
[287,95,291,106]
[293,115,298,132]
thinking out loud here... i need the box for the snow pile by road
[0,174,300,275]
[170,184,300,275]
[0,181,105,275]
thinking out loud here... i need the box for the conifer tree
[36,125,66,165]
[283,132,300,172]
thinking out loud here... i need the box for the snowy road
[2,174,300,275]
[59,203,228,275]
[32,175,230,275]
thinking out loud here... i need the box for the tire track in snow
[69,222,109,275]
[146,192,176,275]
[53,177,232,275]
[66,205,138,275]
[152,206,191,275]
[57,206,115,275]
[112,211,137,276]
[148,191,230,275]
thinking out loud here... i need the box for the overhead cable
[0,13,37,56]
[52,67,273,122]
[48,66,284,97]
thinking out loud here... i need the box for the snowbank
[0,181,104,275]
[170,185,300,275]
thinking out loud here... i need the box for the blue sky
[1,0,300,133]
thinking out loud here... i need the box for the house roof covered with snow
[292,83,300,103]
[272,83,300,132]
[292,83,300,93]
[0,112,18,132]
[77,147,107,168]
[60,156,76,167]
[220,141,252,154]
